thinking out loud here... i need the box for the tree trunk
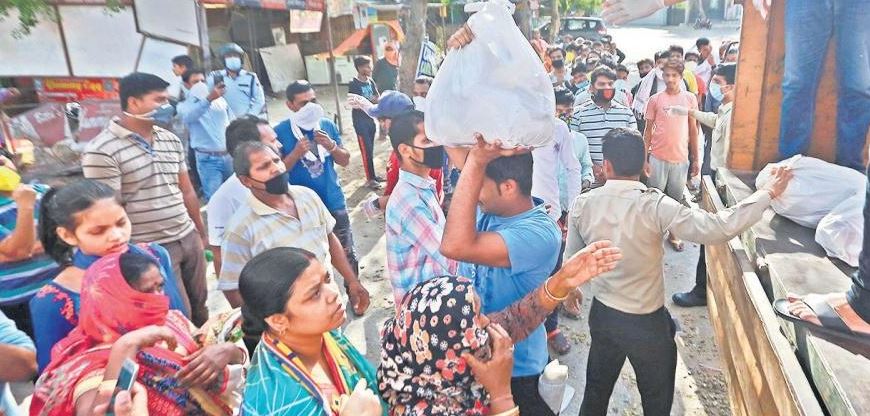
[515,0,532,39]
[551,0,561,44]
[399,0,427,96]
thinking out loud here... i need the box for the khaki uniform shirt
[565,179,772,314]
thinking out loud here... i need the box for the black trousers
[580,299,677,416]
[512,374,556,416]
[354,120,377,181]
[691,247,708,297]
[0,302,34,339]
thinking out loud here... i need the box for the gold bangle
[544,277,568,301]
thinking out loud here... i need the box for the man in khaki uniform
[565,128,792,416]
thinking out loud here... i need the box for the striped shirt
[569,100,637,165]
[385,170,458,305]
[0,185,60,306]
[219,186,336,291]
[81,118,194,244]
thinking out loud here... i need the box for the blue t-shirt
[459,201,561,377]
[274,118,347,212]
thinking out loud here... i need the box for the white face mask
[289,102,325,131]
[413,96,427,113]
[189,81,209,100]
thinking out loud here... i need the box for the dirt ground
[200,82,732,415]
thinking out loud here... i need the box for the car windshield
[565,19,600,31]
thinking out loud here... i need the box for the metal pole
[323,1,344,133]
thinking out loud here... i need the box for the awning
[201,0,324,12]
[318,20,405,58]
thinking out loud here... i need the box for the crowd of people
[0,15,867,416]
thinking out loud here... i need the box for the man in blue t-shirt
[274,81,362,292]
[441,137,561,416]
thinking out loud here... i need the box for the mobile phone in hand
[106,358,139,416]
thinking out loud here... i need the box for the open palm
[558,240,622,288]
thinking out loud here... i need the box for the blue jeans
[195,152,233,202]
[779,0,870,171]
[848,164,870,322]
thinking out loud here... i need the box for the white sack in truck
[815,192,864,267]
[755,155,865,228]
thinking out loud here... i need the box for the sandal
[547,330,572,356]
[773,295,870,351]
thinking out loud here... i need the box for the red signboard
[35,78,119,103]
[77,100,122,142]
[8,103,69,147]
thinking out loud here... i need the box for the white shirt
[206,174,251,247]
[532,118,583,221]
[694,53,720,85]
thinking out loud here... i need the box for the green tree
[0,0,123,37]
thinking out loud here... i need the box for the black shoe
[673,291,707,307]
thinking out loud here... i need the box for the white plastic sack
[755,155,865,228]
[815,192,864,267]
[425,0,555,148]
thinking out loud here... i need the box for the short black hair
[602,128,645,176]
[485,153,533,196]
[172,55,194,69]
[554,87,575,106]
[654,50,671,61]
[616,64,629,74]
[684,51,700,61]
[119,72,169,111]
[388,111,424,156]
[668,44,684,56]
[565,43,578,52]
[226,115,270,156]
[414,76,433,86]
[590,66,617,84]
[233,141,273,177]
[181,68,205,84]
[592,41,603,48]
[695,37,711,49]
[547,46,564,57]
[714,63,737,85]
[571,63,588,75]
[636,58,654,69]
[662,58,685,75]
[285,80,313,102]
[353,56,372,70]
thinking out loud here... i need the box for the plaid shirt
[385,170,458,305]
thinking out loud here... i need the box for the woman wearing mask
[31,250,247,415]
[29,180,188,372]
[379,239,621,415]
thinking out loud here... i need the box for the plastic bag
[425,0,555,148]
[538,359,574,415]
[815,192,864,267]
[755,155,865,228]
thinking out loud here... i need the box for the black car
[539,17,608,42]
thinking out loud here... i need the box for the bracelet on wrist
[544,277,569,302]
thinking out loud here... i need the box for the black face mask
[411,145,445,169]
[253,171,290,195]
